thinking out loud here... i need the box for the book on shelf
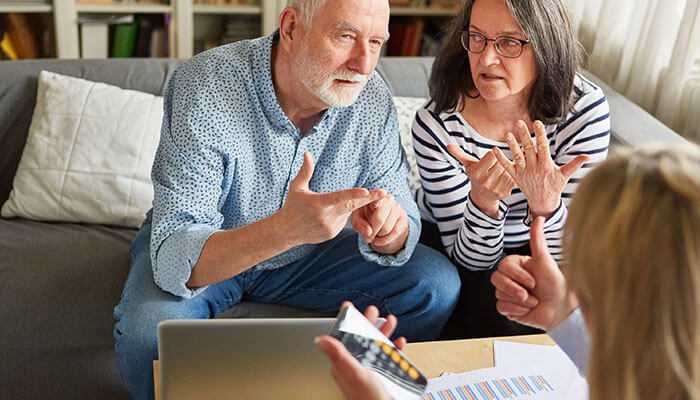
[76,14,171,58]
[76,0,170,4]
[112,20,138,57]
[3,13,39,59]
[79,14,132,58]
[387,17,424,57]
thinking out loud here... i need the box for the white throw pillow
[393,96,427,193]
[1,71,163,227]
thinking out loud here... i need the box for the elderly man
[113,0,460,398]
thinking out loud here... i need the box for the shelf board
[76,3,173,14]
[0,2,52,13]
[193,4,261,15]
[390,6,457,17]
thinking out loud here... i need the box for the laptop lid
[158,318,343,400]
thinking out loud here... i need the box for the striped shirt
[413,74,610,270]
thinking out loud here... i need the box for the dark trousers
[419,220,542,339]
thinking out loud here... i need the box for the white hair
[287,0,328,26]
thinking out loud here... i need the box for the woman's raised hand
[448,144,516,219]
[494,120,588,218]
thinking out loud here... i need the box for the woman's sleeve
[412,106,507,270]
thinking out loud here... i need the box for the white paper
[423,341,588,400]
[494,341,587,399]
[334,304,393,345]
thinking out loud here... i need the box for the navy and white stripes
[413,73,611,270]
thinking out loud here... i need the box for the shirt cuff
[549,308,590,377]
[153,223,220,298]
[466,194,507,226]
[523,199,566,228]
[358,215,420,266]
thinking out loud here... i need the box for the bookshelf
[0,0,459,60]
[0,2,56,59]
[192,4,261,15]
[189,2,262,57]
[75,3,173,13]
[0,2,52,13]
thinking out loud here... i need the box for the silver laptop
[158,318,343,400]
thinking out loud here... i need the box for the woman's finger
[515,120,536,165]
[534,120,551,165]
[494,169,515,197]
[496,300,531,318]
[493,147,516,178]
[379,314,398,338]
[447,144,478,168]
[393,337,407,351]
[491,270,529,301]
[560,155,590,180]
[495,289,539,308]
[498,257,536,289]
[505,133,526,170]
[363,305,379,323]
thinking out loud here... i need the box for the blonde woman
[318,144,700,400]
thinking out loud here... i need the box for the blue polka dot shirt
[144,34,421,298]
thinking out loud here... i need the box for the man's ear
[278,7,303,50]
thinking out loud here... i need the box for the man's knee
[115,299,203,353]
[404,245,461,311]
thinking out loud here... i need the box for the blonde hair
[564,145,700,400]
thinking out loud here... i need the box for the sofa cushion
[1,71,163,228]
[0,59,181,208]
[393,96,428,192]
[0,218,136,398]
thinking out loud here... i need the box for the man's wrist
[271,208,303,248]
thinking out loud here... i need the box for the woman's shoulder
[415,99,469,129]
[571,73,608,108]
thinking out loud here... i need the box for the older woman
[318,144,700,400]
[413,0,610,271]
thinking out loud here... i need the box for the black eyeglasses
[461,31,530,58]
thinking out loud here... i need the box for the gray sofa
[0,57,686,399]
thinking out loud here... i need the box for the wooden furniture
[0,0,460,59]
[153,334,554,399]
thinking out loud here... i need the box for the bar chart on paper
[423,374,555,400]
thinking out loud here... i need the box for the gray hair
[428,0,583,124]
[287,0,328,26]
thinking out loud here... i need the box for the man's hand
[491,217,577,330]
[351,194,409,255]
[280,152,386,246]
[447,145,515,219]
[316,302,404,400]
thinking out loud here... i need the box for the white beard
[295,47,369,107]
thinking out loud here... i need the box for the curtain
[565,0,700,141]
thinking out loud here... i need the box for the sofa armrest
[582,71,689,147]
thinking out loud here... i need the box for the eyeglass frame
[460,31,531,59]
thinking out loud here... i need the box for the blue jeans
[113,225,460,400]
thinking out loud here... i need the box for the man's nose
[347,41,374,76]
